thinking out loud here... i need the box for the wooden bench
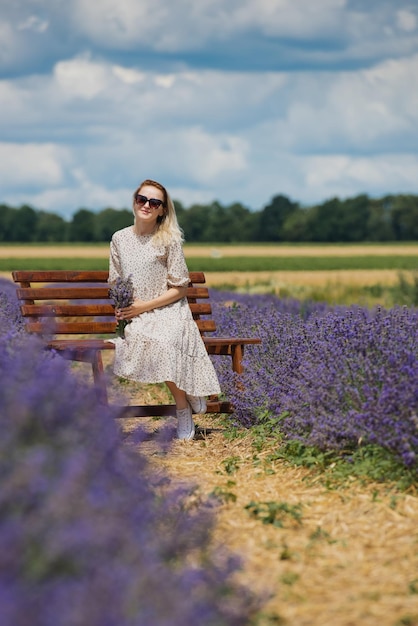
[12,270,261,417]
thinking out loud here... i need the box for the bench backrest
[12,270,216,338]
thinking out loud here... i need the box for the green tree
[9,205,39,242]
[338,194,371,241]
[35,211,68,242]
[0,205,14,242]
[281,208,311,241]
[391,195,418,240]
[256,195,299,241]
[179,204,209,242]
[366,197,396,241]
[69,209,96,242]
[306,197,343,242]
[224,203,257,242]
[95,208,133,241]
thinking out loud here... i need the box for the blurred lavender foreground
[0,278,259,626]
[211,291,418,470]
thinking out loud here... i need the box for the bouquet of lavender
[108,275,134,338]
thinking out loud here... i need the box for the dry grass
[204,269,404,288]
[109,369,418,626]
[161,423,418,626]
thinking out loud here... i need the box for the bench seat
[12,270,261,417]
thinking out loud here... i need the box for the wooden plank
[16,287,111,300]
[21,303,115,316]
[27,321,117,335]
[13,269,207,284]
[195,320,216,333]
[16,285,209,301]
[12,270,109,283]
[204,336,262,347]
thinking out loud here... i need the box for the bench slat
[16,285,210,301]
[21,304,115,316]
[12,270,110,283]
[12,270,207,284]
[26,319,216,335]
[26,321,118,334]
[20,301,213,317]
[204,337,262,347]
[17,287,111,300]
[26,317,216,334]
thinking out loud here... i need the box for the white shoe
[176,406,195,440]
[186,394,207,414]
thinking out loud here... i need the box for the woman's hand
[115,299,147,320]
[115,286,187,321]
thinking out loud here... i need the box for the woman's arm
[115,285,187,321]
[108,237,122,283]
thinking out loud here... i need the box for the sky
[1,0,418,220]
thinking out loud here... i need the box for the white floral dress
[108,226,221,396]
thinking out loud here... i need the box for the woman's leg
[165,381,188,409]
[166,381,195,440]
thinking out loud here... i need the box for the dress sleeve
[108,236,122,285]
[167,239,190,288]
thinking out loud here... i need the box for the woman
[109,179,221,440]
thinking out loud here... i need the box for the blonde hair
[133,179,184,246]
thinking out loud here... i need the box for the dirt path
[117,388,418,626]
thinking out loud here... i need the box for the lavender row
[210,290,418,469]
[0,279,258,626]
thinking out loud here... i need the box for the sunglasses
[134,193,164,210]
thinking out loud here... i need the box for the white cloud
[233,0,348,38]
[53,55,112,99]
[18,15,49,33]
[112,65,146,85]
[67,0,414,61]
[70,0,161,48]
[0,143,68,188]
[303,153,418,200]
[255,53,418,154]
[0,19,22,70]
[146,127,249,182]
[22,181,133,219]
[397,9,417,32]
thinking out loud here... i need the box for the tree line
[1,193,418,243]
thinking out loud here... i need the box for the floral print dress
[109,226,221,396]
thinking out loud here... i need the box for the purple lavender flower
[0,336,260,626]
[0,276,25,338]
[108,275,134,338]
[210,290,418,470]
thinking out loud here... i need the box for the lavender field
[209,290,418,478]
[0,277,259,626]
[1,274,417,624]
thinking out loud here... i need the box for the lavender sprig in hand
[108,275,134,338]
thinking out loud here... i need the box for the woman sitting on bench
[109,178,221,441]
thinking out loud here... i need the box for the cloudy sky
[1,0,418,220]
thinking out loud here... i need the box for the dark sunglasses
[134,193,164,210]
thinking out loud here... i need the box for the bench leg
[91,352,109,405]
[231,345,244,374]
